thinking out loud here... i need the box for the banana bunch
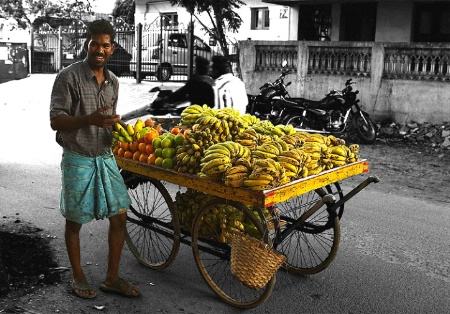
[277,149,311,179]
[271,124,296,137]
[174,189,219,231]
[217,205,245,243]
[194,109,248,143]
[240,113,260,126]
[243,158,286,190]
[223,164,250,188]
[281,134,305,148]
[174,128,214,174]
[252,140,286,160]
[198,141,251,179]
[112,119,151,143]
[327,144,360,167]
[180,104,210,125]
[113,123,133,143]
[251,120,276,136]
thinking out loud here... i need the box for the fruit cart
[115,155,379,308]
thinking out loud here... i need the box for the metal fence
[32,17,230,82]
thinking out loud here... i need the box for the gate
[32,18,134,77]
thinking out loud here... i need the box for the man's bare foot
[99,277,140,297]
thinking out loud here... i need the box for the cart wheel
[191,200,275,309]
[274,183,342,275]
[122,172,180,270]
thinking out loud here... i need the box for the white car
[130,33,218,81]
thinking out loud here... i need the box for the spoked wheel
[274,183,343,275]
[191,200,275,309]
[122,171,180,270]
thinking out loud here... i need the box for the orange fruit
[145,144,154,155]
[155,156,164,167]
[138,142,147,154]
[132,151,141,161]
[147,153,157,165]
[171,127,181,135]
[112,145,120,155]
[120,141,130,150]
[138,137,146,144]
[117,147,125,157]
[124,150,133,159]
[129,141,139,152]
[139,153,149,163]
[144,118,154,127]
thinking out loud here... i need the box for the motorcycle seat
[287,98,328,109]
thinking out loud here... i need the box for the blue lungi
[60,148,131,224]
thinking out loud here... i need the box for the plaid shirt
[50,60,119,157]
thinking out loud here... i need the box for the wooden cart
[115,156,379,308]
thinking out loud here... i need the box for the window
[168,34,187,48]
[340,2,377,41]
[251,8,270,30]
[298,4,332,41]
[161,12,178,29]
[413,2,450,42]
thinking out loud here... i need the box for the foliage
[169,0,245,56]
[0,0,93,30]
[112,0,135,25]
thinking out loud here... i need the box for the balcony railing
[251,41,450,82]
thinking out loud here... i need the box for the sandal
[71,279,96,299]
[99,278,140,297]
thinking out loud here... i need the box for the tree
[0,0,93,30]
[169,0,245,57]
[112,0,135,25]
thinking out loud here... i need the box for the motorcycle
[246,61,377,144]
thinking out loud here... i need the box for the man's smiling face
[85,34,115,70]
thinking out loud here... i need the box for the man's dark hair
[86,19,115,42]
[212,55,231,75]
[195,56,210,75]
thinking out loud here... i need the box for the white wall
[134,0,291,44]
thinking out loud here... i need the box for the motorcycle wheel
[352,111,377,144]
[283,115,312,129]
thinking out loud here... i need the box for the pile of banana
[174,189,215,230]
[179,104,210,126]
[112,119,151,143]
[240,113,261,126]
[277,149,311,180]
[251,120,297,138]
[251,140,290,160]
[243,158,288,190]
[174,128,213,174]
[233,127,272,150]
[198,141,251,179]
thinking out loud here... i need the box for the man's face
[85,34,115,70]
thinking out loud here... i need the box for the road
[1,75,449,313]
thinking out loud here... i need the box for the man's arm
[50,106,121,131]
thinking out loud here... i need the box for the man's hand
[89,106,121,129]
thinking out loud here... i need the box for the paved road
[1,75,449,313]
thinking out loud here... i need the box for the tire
[191,199,275,309]
[121,171,180,270]
[273,184,343,275]
[352,111,377,144]
[156,65,171,81]
[283,115,312,129]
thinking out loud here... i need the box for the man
[211,55,248,114]
[152,56,215,109]
[50,19,139,299]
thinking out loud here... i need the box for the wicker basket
[230,232,286,290]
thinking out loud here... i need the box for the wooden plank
[115,157,369,208]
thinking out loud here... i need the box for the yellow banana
[200,152,230,163]
[308,152,322,160]
[252,150,277,160]
[329,154,347,161]
[224,178,245,188]
[331,160,347,167]
[204,164,232,175]
[308,165,324,175]
[225,165,249,175]
[243,179,272,187]
[279,161,299,173]
[299,167,308,178]
[201,158,232,173]
[248,173,274,181]
[235,157,252,169]
[277,155,301,166]
[225,172,249,181]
